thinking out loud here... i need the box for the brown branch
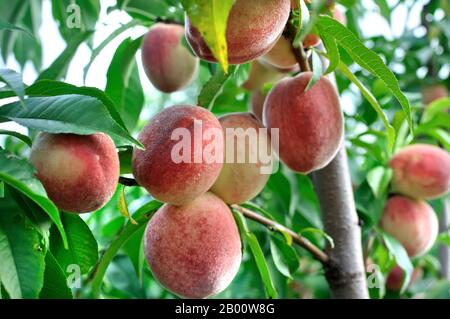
[286,21,311,72]
[232,205,330,264]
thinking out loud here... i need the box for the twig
[119,176,139,187]
[286,21,311,72]
[232,205,330,264]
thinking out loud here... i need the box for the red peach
[302,34,322,48]
[263,72,343,173]
[381,196,439,257]
[210,113,272,204]
[390,144,450,199]
[144,192,242,299]
[422,84,448,105]
[185,0,291,64]
[29,133,119,213]
[132,105,223,205]
[141,23,199,93]
[258,35,298,70]
[386,264,423,292]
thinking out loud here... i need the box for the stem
[119,176,139,187]
[286,21,311,72]
[232,205,329,264]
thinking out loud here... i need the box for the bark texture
[311,146,369,298]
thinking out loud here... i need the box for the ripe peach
[381,196,438,257]
[302,34,321,49]
[242,61,286,91]
[258,35,298,70]
[132,105,223,205]
[333,6,347,26]
[422,84,448,105]
[386,264,422,292]
[29,133,119,213]
[210,113,272,204]
[263,72,343,173]
[185,0,291,64]
[144,192,242,299]
[249,90,267,122]
[390,144,450,199]
[141,23,199,93]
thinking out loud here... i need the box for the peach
[141,23,199,93]
[381,196,438,257]
[333,6,347,26]
[132,105,224,205]
[144,192,242,299]
[390,144,450,199]
[258,35,298,70]
[185,0,291,64]
[242,60,286,91]
[422,84,448,105]
[249,90,267,122]
[263,72,343,173]
[302,34,321,48]
[29,133,119,213]
[386,264,422,292]
[210,113,272,204]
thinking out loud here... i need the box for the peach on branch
[380,196,438,257]
[385,264,422,292]
[29,133,119,213]
[132,105,224,205]
[390,144,450,199]
[263,72,343,173]
[144,192,242,299]
[421,84,448,105]
[185,0,291,64]
[210,113,272,204]
[258,35,298,70]
[141,23,199,93]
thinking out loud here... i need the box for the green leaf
[299,227,335,249]
[0,68,25,103]
[105,37,144,132]
[122,226,146,282]
[181,0,235,72]
[306,50,323,91]
[198,65,238,110]
[316,15,412,133]
[367,166,392,198]
[50,213,98,275]
[0,149,68,249]
[26,80,128,133]
[84,20,140,81]
[382,232,413,293]
[270,236,300,279]
[0,19,35,40]
[116,0,171,21]
[0,94,142,148]
[39,251,73,299]
[338,61,396,153]
[0,192,46,299]
[421,97,450,124]
[37,32,93,81]
[318,32,340,74]
[1,1,29,61]
[0,181,3,198]
[90,200,163,297]
[233,211,277,299]
[0,129,31,146]
[118,186,137,225]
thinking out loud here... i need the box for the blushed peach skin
[381,196,438,257]
[185,0,291,65]
[421,84,448,106]
[141,23,198,93]
[132,105,224,205]
[210,113,272,204]
[390,144,450,199]
[258,35,298,70]
[385,264,422,292]
[263,72,343,173]
[144,192,242,299]
[29,133,119,213]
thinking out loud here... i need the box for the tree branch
[286,21,311,72]
[232,205,330,264]
[119,176,139,187]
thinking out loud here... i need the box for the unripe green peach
[132,105,224,205]
[263,72,343,173]
[141,23,199,93]
[29,133,119,213]
[144,192,242,299]
[390,144,450,199]
[381,196,438,257]
[210,113,272,204]
[185,0,291,64]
